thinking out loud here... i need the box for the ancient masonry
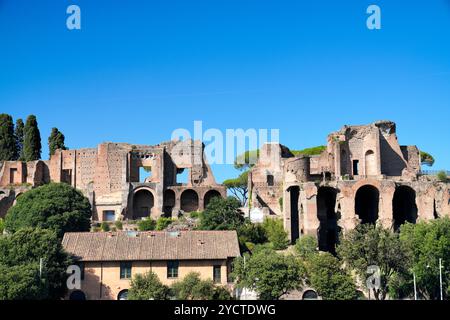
[0,139,226,221]
[248,120,450,252]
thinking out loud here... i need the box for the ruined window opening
[289,186,300,243]
[176,168,188,185]
[355,185,379,224]
[139,167,152,183]
[9,168,17,184]
[103,210,116,222]
[352,160,359,176]
[267,174,274,186]
[132,189,154,219]
[62,169,72,185]
[163,189,176,217]
[433,199,439,219]
[392,186,418,231]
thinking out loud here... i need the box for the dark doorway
[302,290,318,300]
[180,189,199,212]
[204,190,221,209]
[289,186,300,243]
[355,185,379,224]
[163,189,176,217]
[317,187,340,254]
[133,189,154,219]
[117,289,129,300]
[69,290,86,300]
[353,160,360,176]
[393,186,417,231]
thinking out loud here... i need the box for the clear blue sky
[1,0,449,182]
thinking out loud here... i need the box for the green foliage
[232,248,305,299]
[420,151,435,167]
[291,146,326,157]
[294,235,318,259]
[137,218,156,231]
[337,224,410,300]
[437,170,448,182]
[306,253,358,300]
[199,196,244,230]
[234,150,260,170]
[48,127,67,157]
[0,113,18,161]
[156,217,173,231]
[0,228,72,299]
[22,115,42,161]
[262,218,290,250]
[0,218,4,234]
[14,118,24,160]
[114,220,123,230]
[128,271,171,300]
[223,171,249,205]
[189,211,200,219]
[171,272,231,300]
[5,183,92,238]
[101,222,110,232]
[399,218,450,300]
[237,221,268,247]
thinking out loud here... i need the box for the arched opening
[288,186,300,243]
[355,185,379,224]
[365,150,377,176]
[180,189,199,212]
[302,290,318,300]
[132,189,154,219]
[117,289,129,300]
[393,186,417,231]
[163,189,176,217]
[317,187,340,254]
[204,190,222,209]
[69,290,86,300]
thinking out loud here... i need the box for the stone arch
[393,185,418,231]
[163,189,176,217]
[117,289,129,300]
[180,189,199,212]
[132,188,155,219]
[69,290,86,300]
[204,190,222,209]
[302,289,318,300]
[355,185,379,224]
[317,186,340,254]
[365,150,377,176]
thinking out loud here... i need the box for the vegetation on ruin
[4,183,92,238]
[199,196,244,231]
[0,218,4,234]
[137,218,156,231]
[128,271,171,300]
[222,170,249,206]
[100,221,110,232]
[234,150,260,170]
[291,145,326,157]
[156,217,173,230]
[437,170,448,182]
[420,151,435,167]
[0,228,72,299]
[262,218,289,250]
[48,127,67,157]
[22,115,42,161]
[114,220,123,230]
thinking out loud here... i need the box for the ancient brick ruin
[0,139,226,221]
[248,120,450,253]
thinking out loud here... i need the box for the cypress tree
[48,127,67,157]
[0,114,17,161]
[23,115,41,161]
[14,118,24,160]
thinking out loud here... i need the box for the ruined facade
[248,121,450,252]
[0,139,226,221]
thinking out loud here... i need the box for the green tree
[223,171,249,206]
[48,127,67,157]
[420,151,435,167]
[0,228,72,299]
[128,271,171,300]
[232,247,305,299]
[262,218,290,250]
[234,150,260,171]
[23,115,42,161]
[156,217,173,230]
[199,196,244,230]
[294,235,318,259]
[0,114,18,161]
[14,118,24,160]
[0,218,4,234]
[306,252,358,300]
[5,183,92,238]
[171,272,231,300]
[399,219,450,300]
[0,264,45,300]
[337,224,410,300]
[437,171,448,182]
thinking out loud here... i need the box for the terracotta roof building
[62,230,240,300]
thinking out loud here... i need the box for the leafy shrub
[156,217,173,231]
[128,271,171,300]
[437,171,448,182]
[100,222,110,232]
[262,218,290,250]
[0,218,4,234]
[137,218,156,231]
[114,220,123,230]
